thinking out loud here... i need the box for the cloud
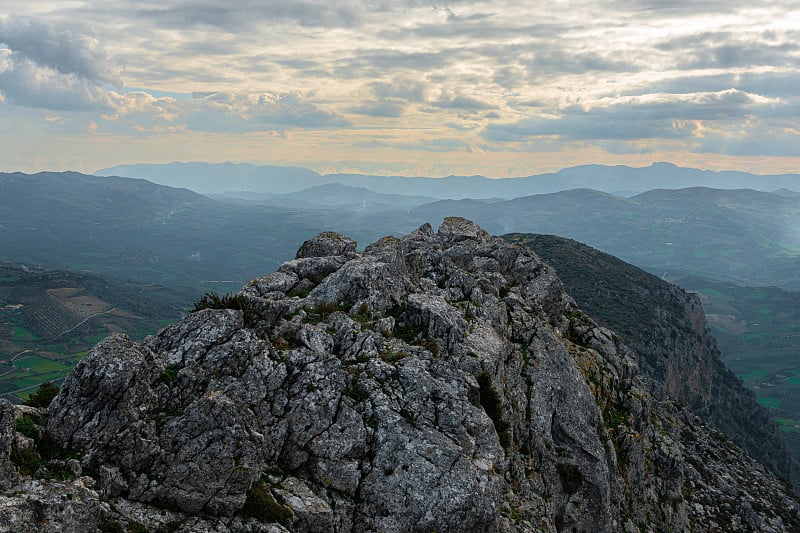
[0,17,121,86]
[432,93,497,111]
[0,16,121,111]
[372,79,427,103]
[348,102,405,117]
[135,1,364,30]
[657,31,800,69]
[185,91,350,131]
[481,89,784,142]
[0,56,116,111]
[355,137,474,153]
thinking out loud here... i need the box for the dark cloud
[0,17,120,86]
[524,49,639,78]
[0,56,114,111]
[0,17,122,111]
[432,94,497,111]
[348,102,405,117]
[656,31,800,69]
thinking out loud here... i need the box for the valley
[0,262,190,400]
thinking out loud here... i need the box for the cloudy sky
[0,1,798,176]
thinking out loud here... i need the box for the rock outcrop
[1,218,798,532]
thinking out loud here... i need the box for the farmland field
[0,262,192,400]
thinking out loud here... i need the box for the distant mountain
[96,162,322,194]
[4,172,800,292]
[403,187,800,290]
[98,161,800,198]
[212,183,438,209]
[0,172,332,291]
[774,188,800,198]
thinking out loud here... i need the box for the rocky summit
[1,217,799,532]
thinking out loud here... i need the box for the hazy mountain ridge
[405,186,800,290]
[5,171,800,291]
[212,183,438,209]
[1,219,798,531]
[97,161,800,198]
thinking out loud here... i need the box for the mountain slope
[0,219,797,532]
[507,233,800,488]
[0,172,356,291]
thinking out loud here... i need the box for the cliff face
[508,233,800,489]
[1,218,798,532]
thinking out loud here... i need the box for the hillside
[0,172,361,292]
[507,233,800,487]
[5,172,800,293]
[406,187,800,290]
[0,219,797,532]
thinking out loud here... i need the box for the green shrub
[342,387,368,403]
[11,446,42,475]
[303,302,347,324]
[15,416,39,440]
[192,292,258,328]
[24,382,59,408]
[160,363,183,385]
[240,481,292,523]
[98,519,125,533]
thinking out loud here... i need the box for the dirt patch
[706,313,749,336]
[47,288,112,318]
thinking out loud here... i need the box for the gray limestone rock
[0,401,18,491]
[295,231,356,259]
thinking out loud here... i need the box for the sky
[0,1,798,177]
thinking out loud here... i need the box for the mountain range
[97,161,800,198]
[5,171,800,291]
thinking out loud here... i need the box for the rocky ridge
[0,218,798,532]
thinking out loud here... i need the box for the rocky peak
[1,218,798,532]
[295,231,357,259]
